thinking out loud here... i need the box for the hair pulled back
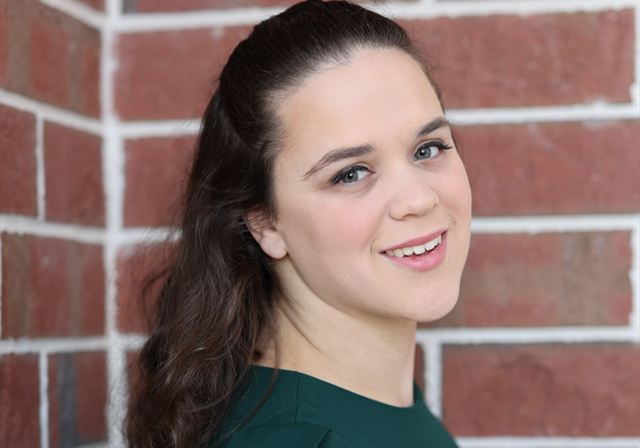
[127,1,432,447]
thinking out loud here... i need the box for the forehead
[275,49,444,169]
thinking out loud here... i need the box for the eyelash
[414,140,453,161]
[329,140,453,185]
[330,165,371,185]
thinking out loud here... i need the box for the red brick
[75,352,107,442]
[124,136,195,227]
[116,27,250,120]
[114,11,634,115]
[48,355,60,448]
[80,42,101,117]
[608,293,634,326]
[457,120,639,216]
[0,105,37,216]
[77,0,104,10]
[442,344,640,436]
[30,236,71,336]
[44,122,105,226]
[49,352,107,447]
[1,233,30,336]
[0,355,40,448]
[78,243,106,336]
[0,4,9,84]
[30,15,70,106]
[116,245,146,333]
[465,233,560,270]
[426,232,632,328]
[1,233,105,338]
[407,10,634,108]
[2,0,101,116]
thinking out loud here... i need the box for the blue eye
[331,165,371,184]
[414,141,453,160]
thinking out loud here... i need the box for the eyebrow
[301,117,452,180]
[301,144,374,180]
[415,117,451,138]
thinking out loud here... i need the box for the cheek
[326,198,383,248]
[281,193,384,256]
[439,160,472,221]
[443,165,473,269]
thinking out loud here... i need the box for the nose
[387,166,439,220]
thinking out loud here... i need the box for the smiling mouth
[384,234,442,258]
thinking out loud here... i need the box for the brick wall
[0,0,638,447]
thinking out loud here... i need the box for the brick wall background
[0,0,638,446]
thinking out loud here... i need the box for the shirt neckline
[251,365,425,412]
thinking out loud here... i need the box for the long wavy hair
[126,1,438,447]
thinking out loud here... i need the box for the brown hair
[126,1,436,446]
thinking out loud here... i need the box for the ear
[244,209,288,259]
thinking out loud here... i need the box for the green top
[211,366,459,448]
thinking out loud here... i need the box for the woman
[127,0,471,447]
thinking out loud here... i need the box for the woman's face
[255,48,472,324]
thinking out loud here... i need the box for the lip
[381,230,447,272]
[380,229,447,253]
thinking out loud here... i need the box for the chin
[410,284,460,324]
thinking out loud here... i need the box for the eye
[330,165,372,185]
[414,141,453,161]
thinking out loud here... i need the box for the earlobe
[244,210,288,259]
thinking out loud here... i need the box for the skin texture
[248,49,472,407]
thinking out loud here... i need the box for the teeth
[413,244,426,255]
[385,234,441,258]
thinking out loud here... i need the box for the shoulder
[224,422,356,448]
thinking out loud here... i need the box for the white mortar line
[119,119,201,139]
[39,351,49,448]
[38,0,105,30]
[107,336,129,447]
[117,333,148,352]
[0,90,103,136]
[103,0,128,445]
[418,336,442,418]
[112,0,638,32]
[0,337,108,355]
[115,6,284,32]
[447,103,639,126]
[372,0,639,21]
[116,103,639,139]
[456,437,640,448]
[104,129,127,447]
[471,214,640,234]
[116,226,177,246]
[0,215,105,244]
[416,326,640,344]
[35,115,46,220]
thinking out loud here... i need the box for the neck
[258,292,418,407]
